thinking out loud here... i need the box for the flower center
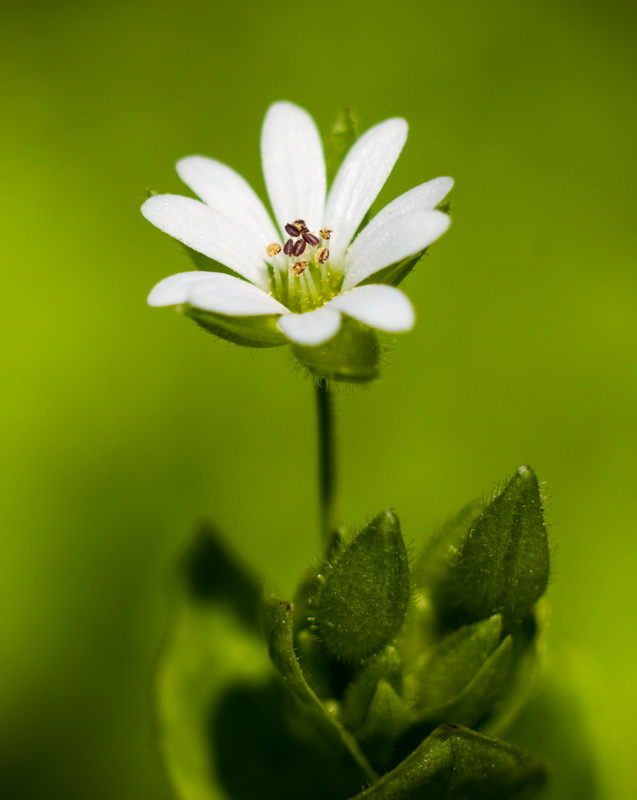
[265,223,343,313]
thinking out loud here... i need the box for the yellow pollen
[316,247,329,264]
[266,243,282,257]
[291,261,308,276]
[320,228,332,240]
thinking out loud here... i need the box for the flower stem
[315,379,338,551]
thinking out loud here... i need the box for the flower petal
[147,271,216,307]
[189,273,289,316]
[277,306,342,346]
[325,118,408,263]
[176,156,281,252]
[375,176,454,217]
[141,194,269,289]
[343,209,451,290]
[261,102,326,236]
[326,285,415,332]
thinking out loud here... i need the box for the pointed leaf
[264,596,378,786]
[312,510,410,663]
[342,646,403,730]
[350,724,546,799]
[445,466,550,623]
[355,680,413,769]
[408,615,503,709]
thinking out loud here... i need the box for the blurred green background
[1,0,635,797]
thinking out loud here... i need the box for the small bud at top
[266,243,282,257]
[292,238,306,257]
[320,228,332,240]
[284,239,295,255]
[291,260,308,276]
[285,223,301,237]
[303,231,320,247]
[293,219,308,232]
[316,247,330,264]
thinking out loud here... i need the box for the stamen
[302,231,320,247]
[284,239,295,255]
[285,223,301,237]
[291,260,308,276]
[266,243,282,257]
[320,228,332,240]
[316,247,330,265]
[293,219,308,232]
[292,238,306,257]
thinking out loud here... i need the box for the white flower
[142,102,452,347]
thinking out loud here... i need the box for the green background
[1,0,635,797]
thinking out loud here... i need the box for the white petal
[147,271,216,307]
[277,306,341,346]
[176,156,281,253]
[189,273,289,316]
[325,118,408,263]
[326,285,415,332]
[343,210,451,290]
[261,102,326,235]
[142,194,269,289]
[373,176,454,218]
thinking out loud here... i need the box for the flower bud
[311,510,410,663]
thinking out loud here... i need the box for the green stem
[315,379,338,550]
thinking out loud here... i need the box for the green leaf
[325,106,360,184]
[355,679,413,769]
[448,466,549,623]
[408,615,503,709]
[156,523,273,800]
[182,304,287,348]
[292,317,381,383]
[312,509,410,663]
[414,635,515,730]
[349,723,547,799]
[342,646,403,730]
[263,596,378,786]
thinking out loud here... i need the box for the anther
[302,231,320,247]
[293,219,308,232]
[292,238,306,257]
[285,223,301,237]
[291,261,308,276]
[316,247,330,265]
[320,228,332,240]
[266,243,282,257]
[284,239,295,255]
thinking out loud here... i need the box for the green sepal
[359,250,425,288]
[325,106,360,184]
[182,304,287,348]
[311,509,410,663]
[349,723,547,799]
[263,595,379,786]
[407,615,503,710]
[441,466,550,624]
[355,680,413,769]
[342,646,403,730]
[292,317,381,383]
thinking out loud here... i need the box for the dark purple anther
[293,238,306,257]
[293,219,307,231]
[284,239,294,255]
[302,231,320,247]
[285,223,301,237]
